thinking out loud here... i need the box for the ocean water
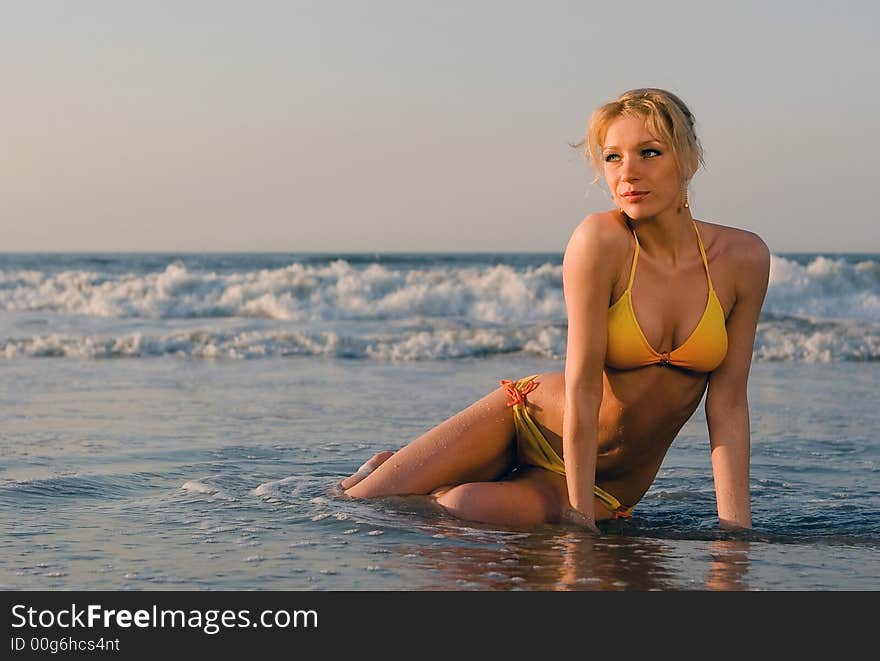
[1,252,878,590]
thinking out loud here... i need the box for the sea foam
[1,254,878,362]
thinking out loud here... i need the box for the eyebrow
[602,140,664,151]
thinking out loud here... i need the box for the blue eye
[642,149,661,158]
[604,153,620,162]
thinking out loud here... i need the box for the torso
[522,215,744,507]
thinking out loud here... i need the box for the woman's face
[601,113,682,220]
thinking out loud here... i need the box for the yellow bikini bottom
[500,374,634,519]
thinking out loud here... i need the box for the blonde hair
[574,88,704,183]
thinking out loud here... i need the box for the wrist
[562,507,596,528]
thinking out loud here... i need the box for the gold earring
[682,185,689,210]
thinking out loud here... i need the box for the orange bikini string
[499,378,539,407]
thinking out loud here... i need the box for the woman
[342,88,771,532]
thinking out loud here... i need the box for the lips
[621,191,649,202]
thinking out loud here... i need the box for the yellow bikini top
[606,220,728,373]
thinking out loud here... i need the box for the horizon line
[1,249,878,256]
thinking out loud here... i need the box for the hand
[562,507,600,534]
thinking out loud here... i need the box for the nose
[619,155,641,182]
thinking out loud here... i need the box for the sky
[2,1,878,253]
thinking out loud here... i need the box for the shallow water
[1,356,877,590]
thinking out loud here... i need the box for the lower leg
[430,470,623,528]
[431,469,565,528]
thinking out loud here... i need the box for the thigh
[345,384,518,499]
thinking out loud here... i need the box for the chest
[612,246,733,353]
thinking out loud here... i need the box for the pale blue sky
[3,1,877,252]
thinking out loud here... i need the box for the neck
[624,208,696,267]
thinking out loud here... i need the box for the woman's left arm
[704,233,771,530]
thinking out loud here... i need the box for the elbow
[564,383,603,417]
[705,397,749,425]
[564,360,605,418]
[564,366,604,399]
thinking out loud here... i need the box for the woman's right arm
[561,216,619,529]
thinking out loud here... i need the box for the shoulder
[564,211,631,262]
[698,220,771,298]
[563,212,632,287]
[698,220,769,267]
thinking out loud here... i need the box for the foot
[339,451,395,491]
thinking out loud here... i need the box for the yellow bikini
[503,221,729,519]
[500,375,634,519]
[606,220,728,372]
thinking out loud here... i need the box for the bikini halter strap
[625,220,712,292]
